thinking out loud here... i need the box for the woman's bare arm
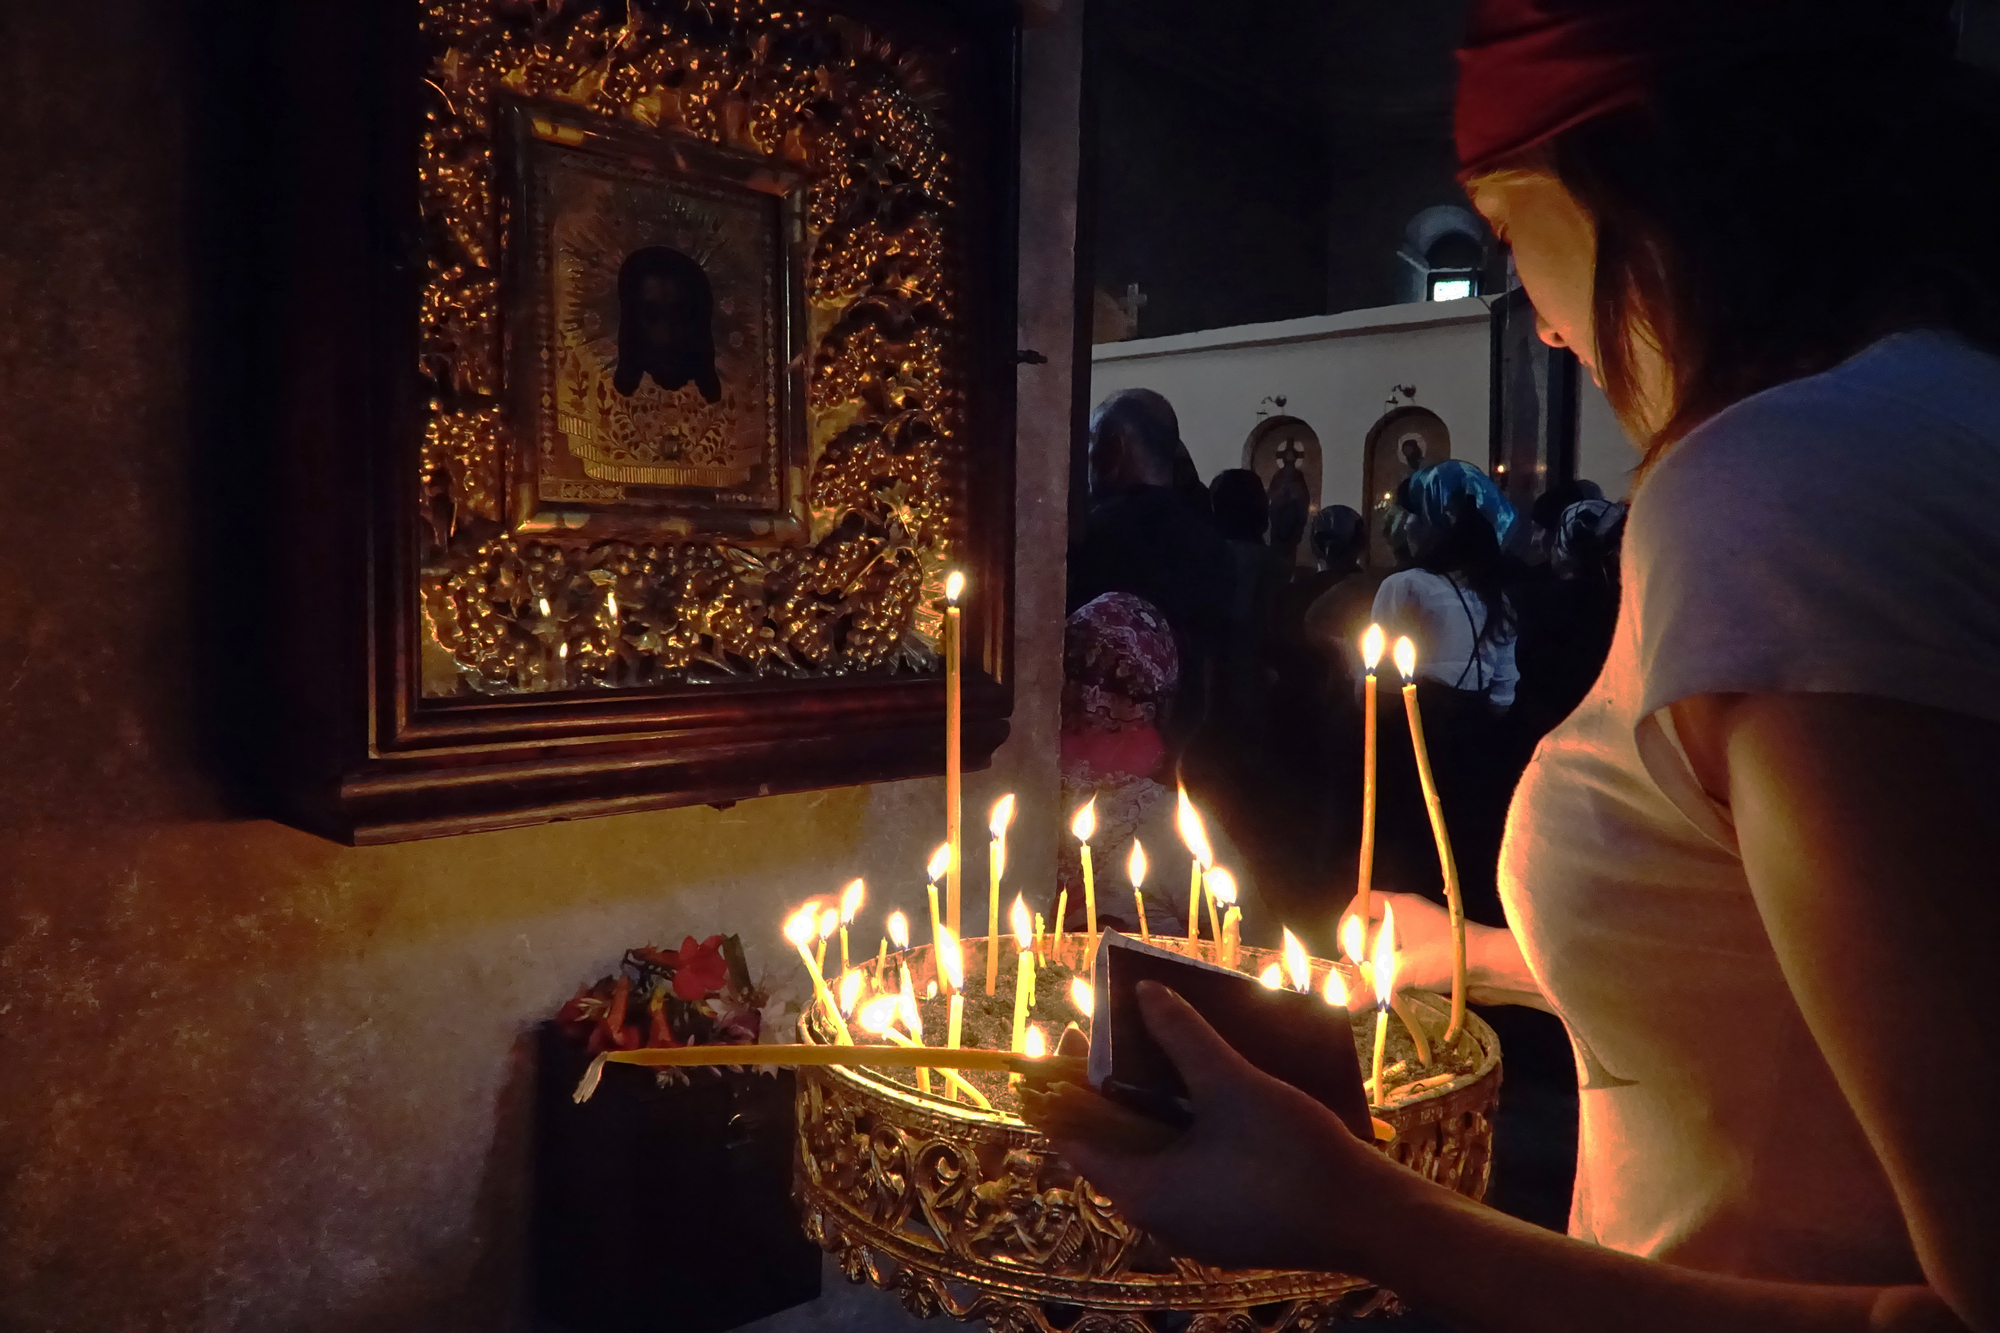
[1051,691,2000,1332]
[1672,691,2000,1331]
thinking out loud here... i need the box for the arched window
[1397,205,1490,304]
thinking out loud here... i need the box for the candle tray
[794,941,1501,1331]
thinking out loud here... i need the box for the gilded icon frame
[270,0,1021,842]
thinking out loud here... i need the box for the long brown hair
[1542,8,2000,471]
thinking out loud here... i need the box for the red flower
[666,934,730,1001]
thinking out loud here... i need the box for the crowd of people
[1060,385,1627,949]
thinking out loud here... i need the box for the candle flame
[838,969,863,1016]
[989,793,1017,839]
[926,980,938,999]
[1024,1025,1047,1059]
[1011,895,1032,949]
[839,878,865,922]
[945,570,965,605]
[857,995,899,1034]
[938,925,964,990]
[1324,964,1350,1008]
[886,910,909,950]
[1362,623,1386,671]
[927,842,951,883]
[1070,976,1095,1018]
[818,908,840,941]
[783,903,821,947]
[1373,901,1398,1007]
[1207,866,1238,906]
[1258,962,1284,989]
[1393,635,1417,681]
[1341,912,1367,965]
[1282,927,1311,992]
[1070,796,1097,844]
[1176,785,1214,869]
[1127,839,1148,887]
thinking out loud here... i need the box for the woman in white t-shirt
[1037,2,2000,1329]
[1371,460,1521,710]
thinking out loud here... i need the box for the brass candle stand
[794,939,1501,1331]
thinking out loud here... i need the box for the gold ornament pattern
[795,986,1499,1331]
[417,0,964,695]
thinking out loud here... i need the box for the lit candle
[987,793,1016,996]
[1370,901,1399,1105]
[1323,961,1350,1008]
[1357,624,1385,934]
[944,572,965,937]
[815,907,838,977]
[838,878,864,974]
[925,842,949,960]
[1034,911,1047,967]
[939,925,966,1099]
[1071,796,1099,938]
[1209,866,1240,967]
[1176,785,1214,949]
[1127,839,1150,940]
[854,995,992,1108]
[1342,907,1430,1065]
[1010,894,1034,1054]
[884,911,908,987]
[1395,635,1467,1043]
[785,904,853,1045]
[1282,926,1311,993]
[899,965,930,1094]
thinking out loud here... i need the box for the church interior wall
[0,2,1079,1328]
[1090,300,1635,513]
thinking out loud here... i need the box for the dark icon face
[613,246,722,402]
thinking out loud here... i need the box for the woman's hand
[1040,981,1416,1275]
[1340,892,1550,1011]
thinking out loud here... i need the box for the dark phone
[1088,931,1373,1140]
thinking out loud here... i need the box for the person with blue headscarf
[1370,460,1520,709]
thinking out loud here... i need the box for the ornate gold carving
[795,954,1501,1330]
[416,0,963,695]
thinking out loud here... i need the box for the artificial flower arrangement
[555,934,801,1075]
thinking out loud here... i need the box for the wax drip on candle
[1127,839,1150,940]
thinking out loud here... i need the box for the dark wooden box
[532,1024,820,1332]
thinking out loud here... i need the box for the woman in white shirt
[1370,460,1520,711]
[1037,1,2000,1329]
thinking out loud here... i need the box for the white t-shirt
[1501,330,2000,1284]
[1370,569,1519,707]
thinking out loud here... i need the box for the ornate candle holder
[795,940,1501,1331]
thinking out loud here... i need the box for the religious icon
[509,107,808,544]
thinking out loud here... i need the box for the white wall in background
[1090,298,1637,511]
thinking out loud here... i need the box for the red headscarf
[1455,0,1956,178]
[1454,0,1681,178]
